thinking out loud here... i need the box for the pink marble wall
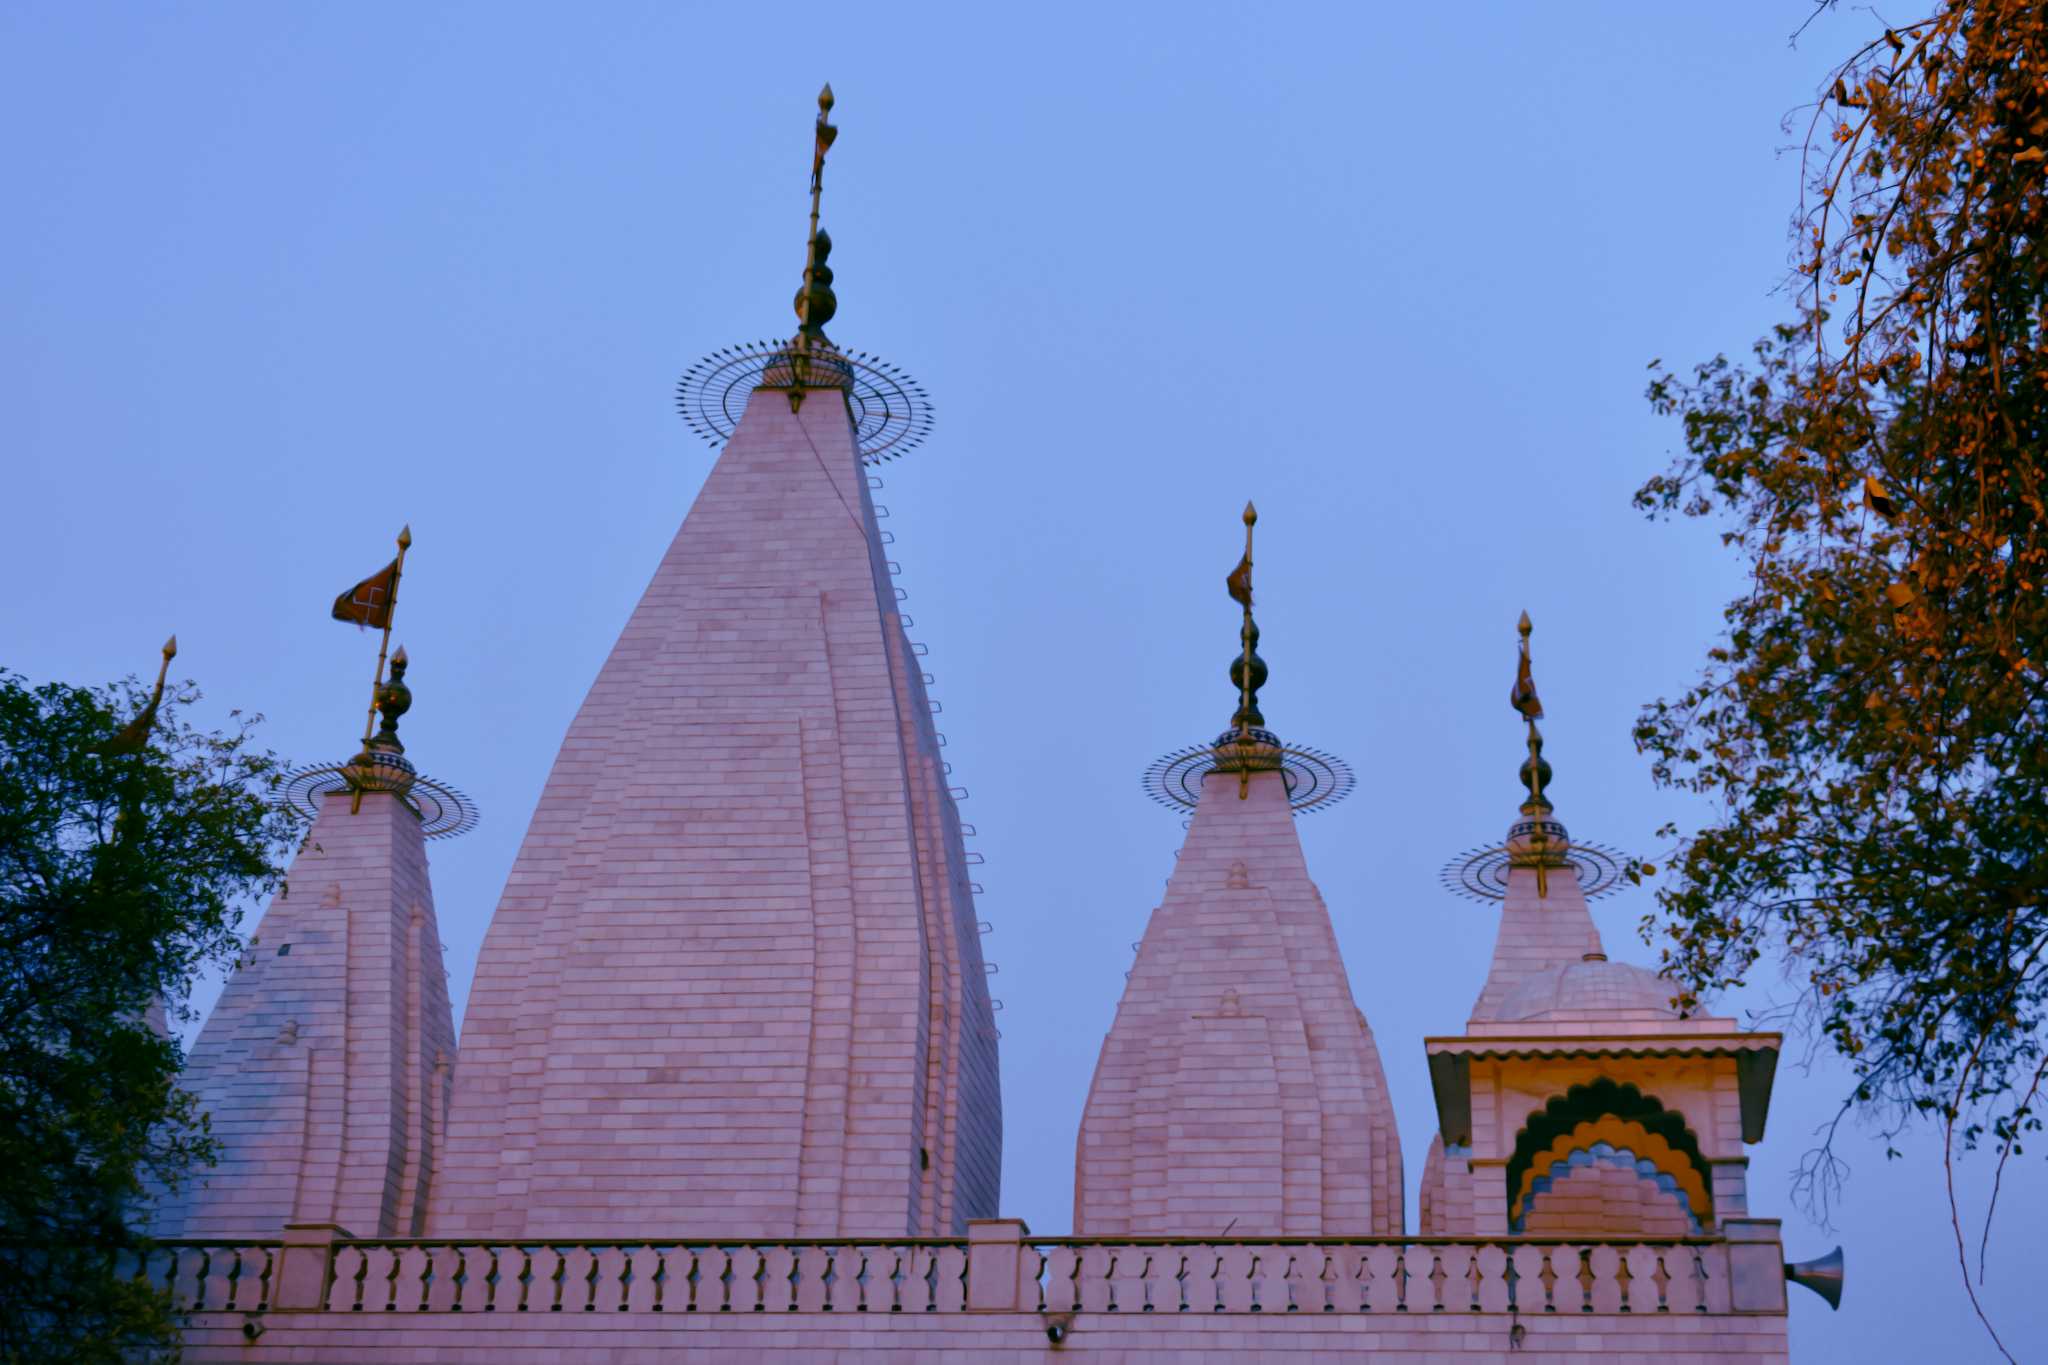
[181,1311,1791,1362]
[154,789,454,1237]
[1075,768,1401,1235]
[428,383,998,1239]
[1467,855,1606,1023]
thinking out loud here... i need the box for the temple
[1417,616,1781,1243]
[150,92,1827,1361]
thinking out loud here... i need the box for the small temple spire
[1084,504,1399,1238]
[158,649,460,1239]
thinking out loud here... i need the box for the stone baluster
[794,1245,833,1311]
[932,1244,968,1311]
[761,1245,798,1311]
[1041,1245,1081,1313]
[1623,1244,1664,1313]
[1075,1243,1116,1311]
[625,1245,663,1312]
[1509,1244,1549,1316]
[1586,1245,1624,1313]
[1475,1243,1512,1312]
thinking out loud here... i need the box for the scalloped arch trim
[1510,1114,1710,1230]
[1505,1078,1713,1231]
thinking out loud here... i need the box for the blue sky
[2,4,2040,1358]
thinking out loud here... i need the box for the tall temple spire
[433,90,998,1240]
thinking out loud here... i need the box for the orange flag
[332,558,399,630]
[1510,646,1543,720]
[1226,553,1252,607]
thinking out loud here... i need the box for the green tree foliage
[0,670,298,1363]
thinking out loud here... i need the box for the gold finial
[795,85,840,343]
[1509,613,1559,895]
[372,646,412,750]
[99,633,178,756]
[1224,503,1265,798]
[782,84,842,409]
[332,525,414,808]
[346,640,418,807]
[358,525,412,749]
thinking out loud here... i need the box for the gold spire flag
[329,526,413,747]
[1227,501,1255,607]
[1226,553,1252,607]
[333,559,400,630]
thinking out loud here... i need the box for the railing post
[965,1218,1031,1312]
[274,1223,351,1313]
[1722,1219,1787,1314]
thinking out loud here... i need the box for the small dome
[1496,956,1684,1022]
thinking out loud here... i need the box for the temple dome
[1495,956,1683,1022]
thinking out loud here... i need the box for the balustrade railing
[322,1241,966,1314]
[116,1244,279,1314]
[1029,1238,1728,1316]
[135,1234,1731,1318]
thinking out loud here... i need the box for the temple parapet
[155,1221,1792,1361]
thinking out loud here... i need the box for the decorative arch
[1505,1079,1713,1233]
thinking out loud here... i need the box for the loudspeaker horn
[1784,1245,1844,1310]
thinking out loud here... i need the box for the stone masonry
[427,381,1000,1240]
[153,788,454,1238]
[1075,766,1402,1236]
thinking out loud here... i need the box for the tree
[1635,1,2046,1353]
[0,668,298,1363]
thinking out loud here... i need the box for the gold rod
[796,82,835,384]
[1238,502,1255,799]
[150,634,176,711]
[1520,616,1548,896]
[361,524,412,746]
